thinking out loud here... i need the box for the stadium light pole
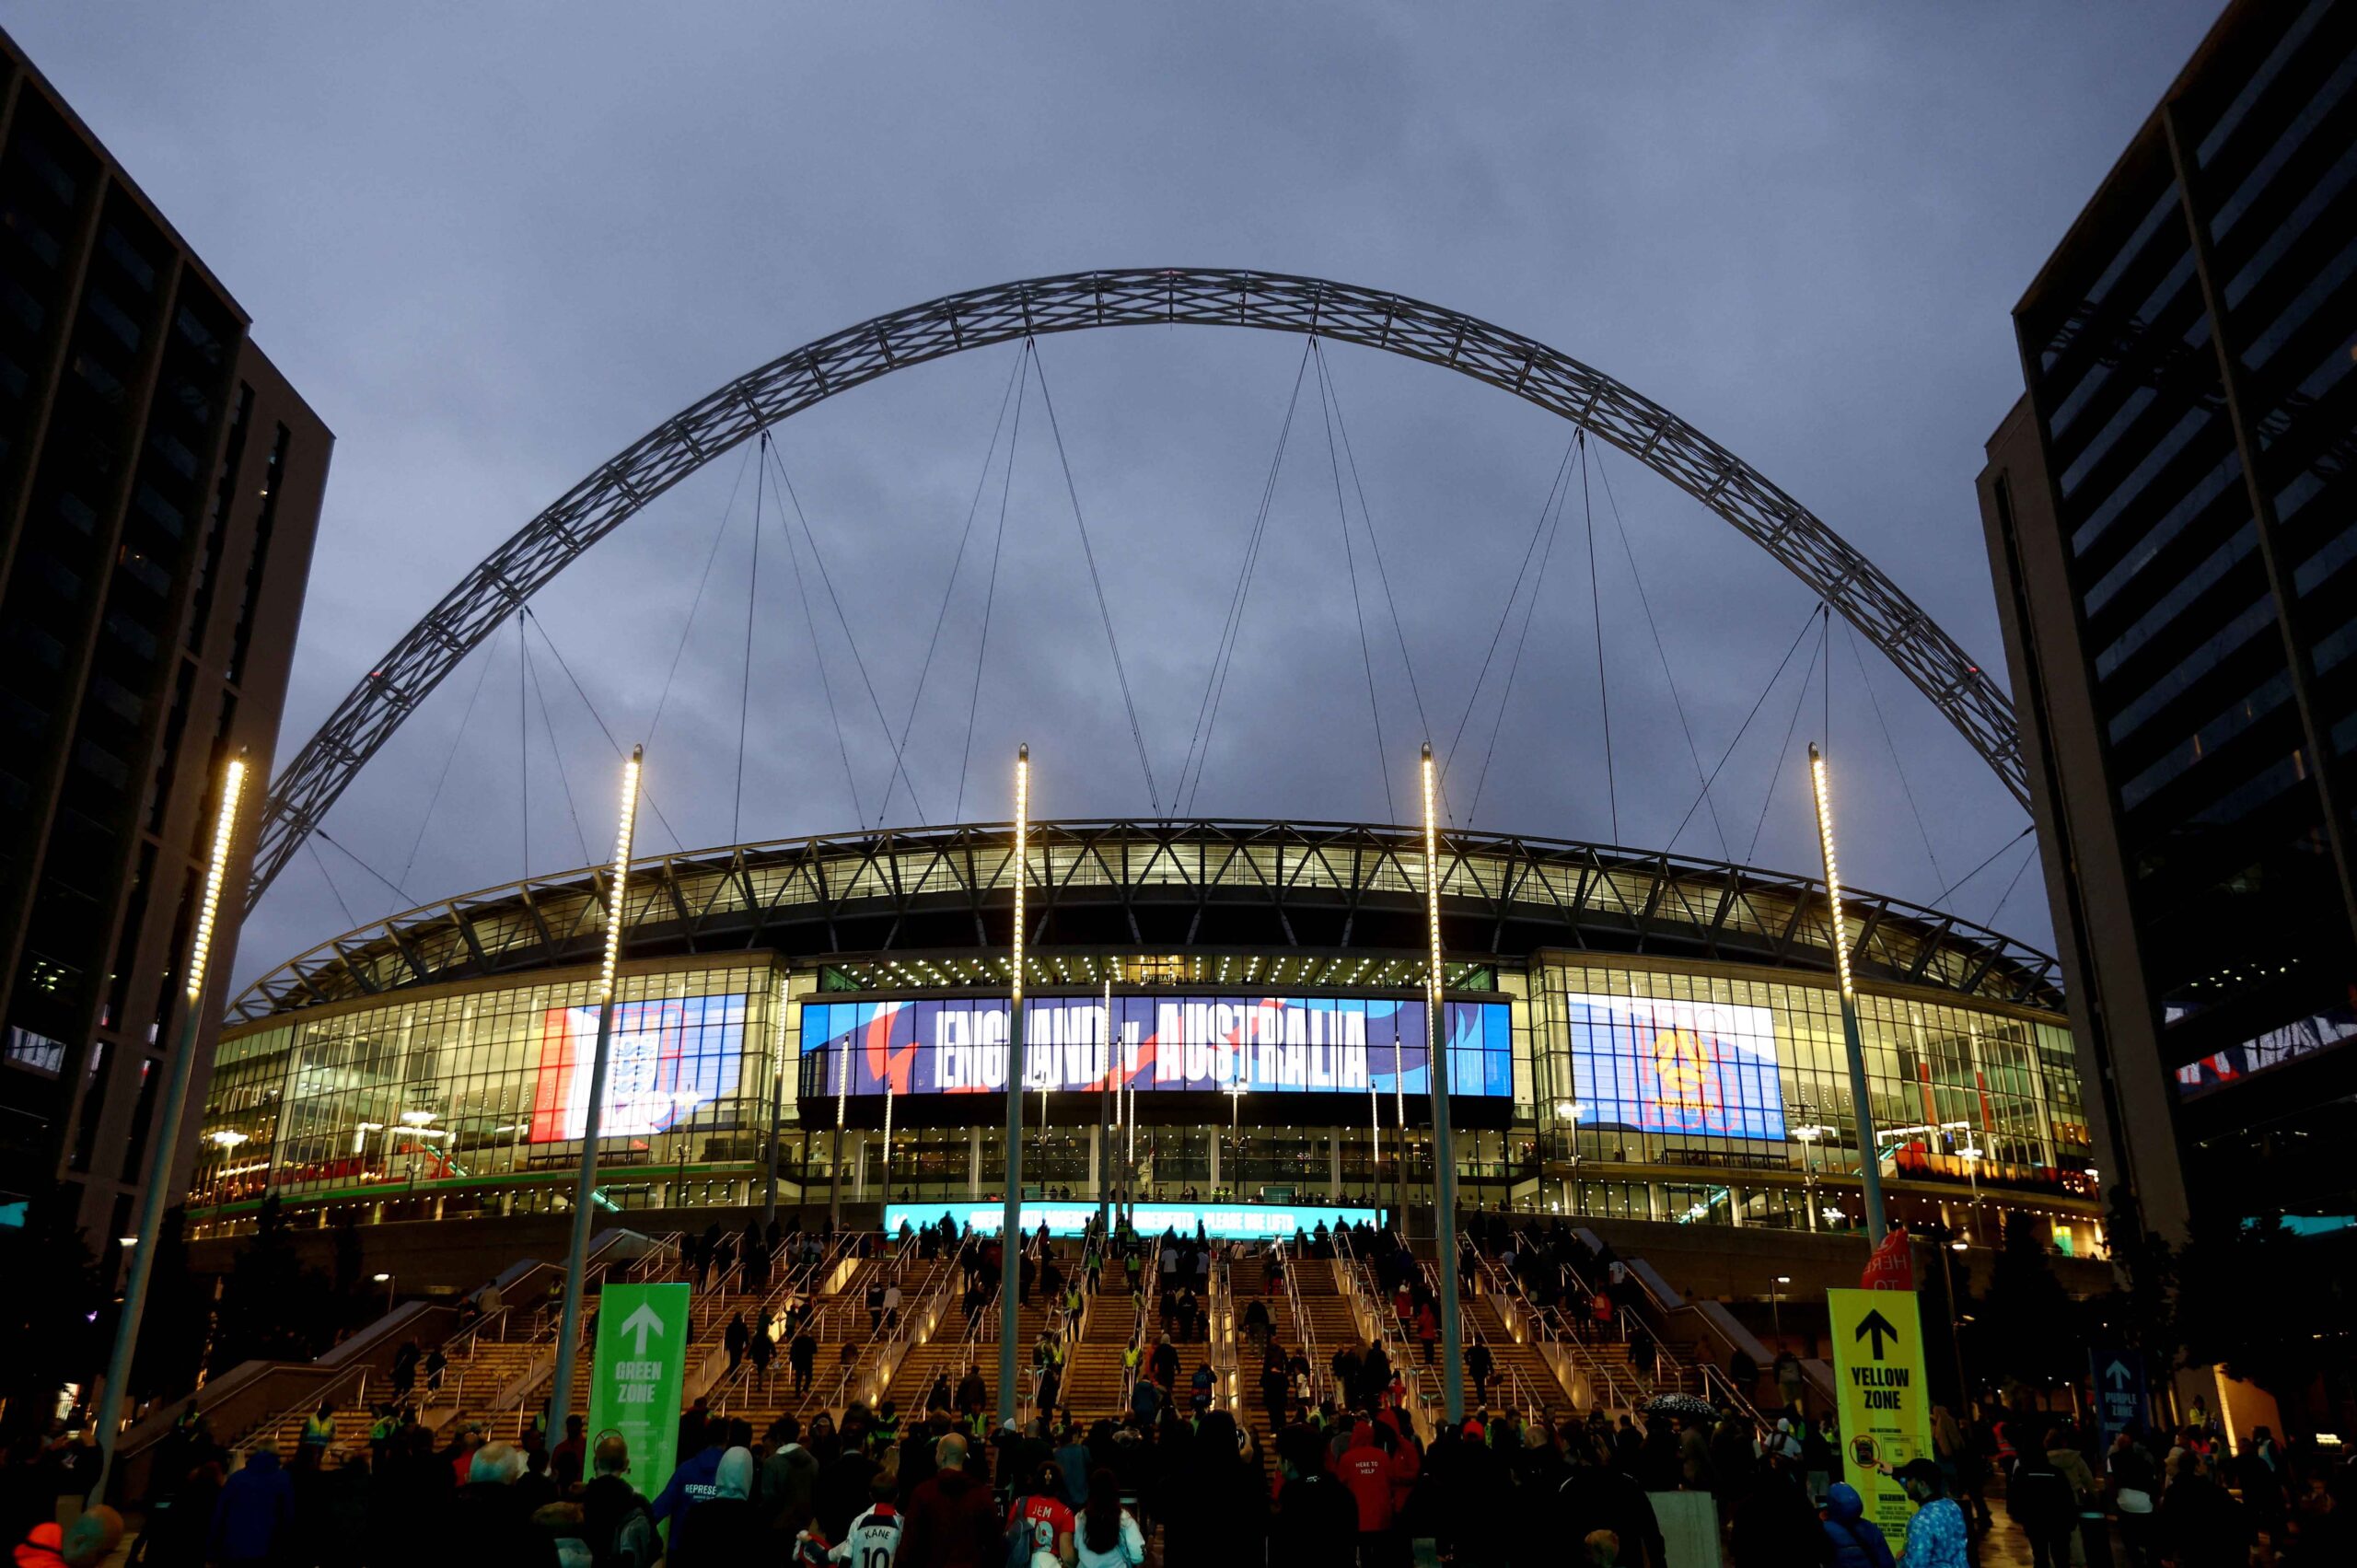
[1097,977,1112,1237]
[93,752,248,1504]
[1422,745,1466,1427]
[997,744,1029,1429]
[763,971,787,1225]
[1809,742,1887,1250]
[547,745,642,1441]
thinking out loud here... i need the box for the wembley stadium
[189,817,2102,1258]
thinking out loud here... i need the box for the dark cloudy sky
[13,2,2221,993]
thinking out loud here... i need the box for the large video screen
[1564,992,1785,1141]
[801,994,1512,1098]
[886,1200,1381,1241]
[529,993,749,1143]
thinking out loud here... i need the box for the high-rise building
[0,30,330,1250]
[1979,0,2355,1240]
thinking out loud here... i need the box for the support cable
[1316,337,1395,822]
[314,826,413,910]
[1932,825,2035,909]
[521,626,592,867]
[772,438,865,826]
[958,344,1028,820]
[1468,458,1572,823]
[1444,436,1575,786]
[307,838,359,931]
[1580,433,1619,844]
[1984,837,2040,930]
[522,607,684,852]
[877,347,1027,828]
[1664,604,1823,854]
[1745,607,1829,865]
[398,637,497,891]
[1178,337,1314,814]
[1593,447,1731,862]
[1027,337,1163,816]
[764,438,929,824]
[1315,341,1443,772]
[647,441,755,752]
[1842,621,1945,890]
[733,434,768,844]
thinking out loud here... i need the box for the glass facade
[193,947,2094,1251]
[192,961,784,1219]
[1528,958,2091,1241]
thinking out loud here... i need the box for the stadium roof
[228,819,2064,1024]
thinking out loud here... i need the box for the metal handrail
[1204,1242,1235,1415]
[233,1365,372,1457]
[1272,1240,1323,1410]
[1330,1228,1438,1441]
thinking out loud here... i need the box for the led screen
[529,993,748,1142]
[886,1200,1380,1240]
[1565,992,1786,1142]
[801,994,1512,1098]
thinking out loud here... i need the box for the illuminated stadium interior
[194,819,2101,1256]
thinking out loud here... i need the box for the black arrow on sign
[1855,1309,1900,1361]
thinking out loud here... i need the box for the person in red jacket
[1335,1418,1414,1564]
[898,1434,1001,1568]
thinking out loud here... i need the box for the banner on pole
[1861,1227,1913,1290]
[1829,1287,1935,1554]
[586,1282,689,1508]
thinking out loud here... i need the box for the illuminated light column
[1422,744,1467,1426]
[1097,979,1112,1237]
[1810,742,1887,1249]
[548,745,642,1440]
[763,971,787,1225]
[997,744,1029,1428]
[93,754,249,1504]
[882,1082,894,1185]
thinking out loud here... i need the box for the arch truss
[248,269,2026,912]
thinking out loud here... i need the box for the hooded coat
[1820,1482,1897,1568]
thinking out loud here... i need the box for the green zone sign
[1828,1288,1935,1553]
[586,1282,689,1494]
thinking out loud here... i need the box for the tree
[208,1196,333,1374]
[2175,1214,2353,1414]
[0,1185,103,1441]
[132,1206,211,1404]
[1975,1211,2075,1393]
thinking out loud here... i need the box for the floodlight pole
[997,745,1030,1429]
[1810,743,1887,1250]
[93,753,249,1504]
[763,972,786,1225]
[1097,979,1112,1238]
[548,746,642,1441]
[1422,746,1466,1427]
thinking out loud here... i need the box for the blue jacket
[210,1449,294,1561]
[652,1446,726,1523]
[1823,1483,1897,1568]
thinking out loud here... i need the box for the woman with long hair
[1074,1468,1144,1567]
[1160,1410,1266,1566]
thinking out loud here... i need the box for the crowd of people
[27,1207,2353,1568]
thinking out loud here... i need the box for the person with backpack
[2008,1437,2080,1568]
[1006,1460,1075,1566]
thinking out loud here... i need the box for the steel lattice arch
[226,818,2062,1024]
[246,268,2029,912]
